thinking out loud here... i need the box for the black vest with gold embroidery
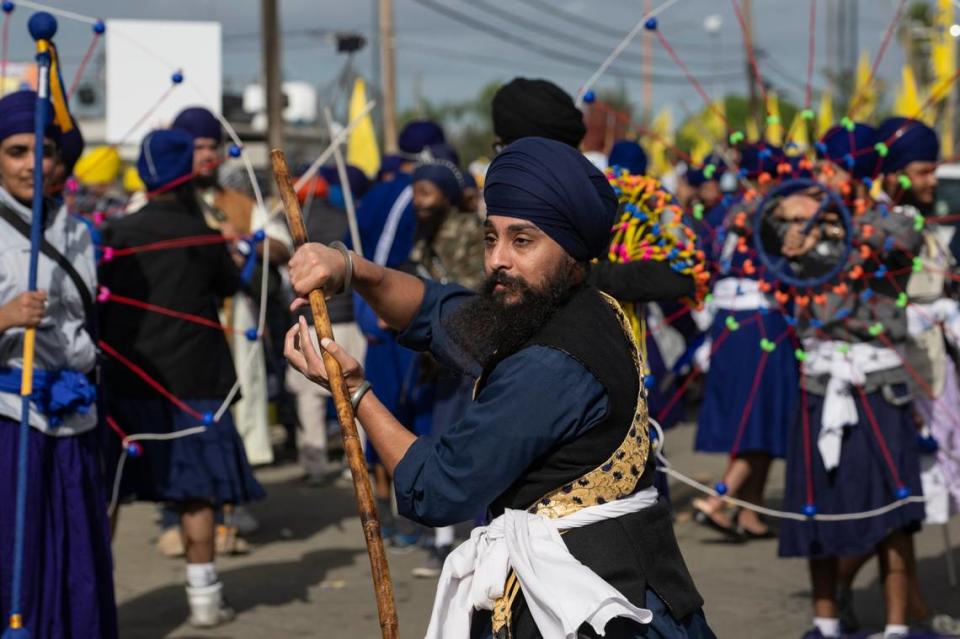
[470,285,703,639]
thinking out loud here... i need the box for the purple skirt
[695,309,798,458]
[0,416,118,639]
[778,386,925,558]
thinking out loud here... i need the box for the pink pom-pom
[101,246,114,262]
[92,211,106,225]
[97,286,111,302]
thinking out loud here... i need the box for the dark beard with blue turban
[483,137,618,262]
[443,265,580,368]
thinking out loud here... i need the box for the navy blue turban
[0,90,62,146]
[137,129,195,191]
[484,136,617,261]
[877,117,939,174]
[378,154,403,181]
[738,143,783,178]
[608,139,648,176]
[172,106,223,144]
[816,123,880,180]
[398,120,445,154]
[686,152,726,187]
[59,121,85,176]
[320,164,372,199]
[412,143,464,205]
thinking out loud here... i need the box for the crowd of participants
[1,71,960,639]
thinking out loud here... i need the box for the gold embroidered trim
[491,292,651,633]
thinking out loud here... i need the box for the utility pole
[262,0,284,192]
[379,0,398,153]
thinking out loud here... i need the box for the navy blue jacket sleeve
[392,345,609,527]
[397,279,482,377]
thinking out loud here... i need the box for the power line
[409,0,743,83]
[473,0,745,68]
[516,0,746,53]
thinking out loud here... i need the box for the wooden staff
[271,149,399,639]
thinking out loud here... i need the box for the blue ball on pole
[714,482,728,496]
[802,503,817,517]
[2,2,14,15]
[582,90,596,104]
[27,11,56,41]
[93,20,105,35]
[171,70,184,85]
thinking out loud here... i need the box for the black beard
[443,265,580,368]
[194,173,219,191]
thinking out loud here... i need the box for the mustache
[484,270,527,295]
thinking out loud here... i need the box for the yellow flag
[745,116,760,144]
[785,110,809,153]
[893,65,924,120]
[764,91,783,146]
[703,99,726,143]
[643,107,673,177]
[849,50,876,121]
[932,0,955,156]
[346,78,380,179]
[817,91,834,138]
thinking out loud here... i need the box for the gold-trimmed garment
[491,293,651,638]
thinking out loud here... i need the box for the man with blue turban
[172,104,293,470]
[100,129,264,629]
[824,116,960,639]
[0,90,117,637]
[285,137,712,638]
[771,119,932,639]
[878,117,939,214]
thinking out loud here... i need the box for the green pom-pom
[703,164,716,179]
[840,116,855,132]
[704,293,714,304]
[692,203,705,220]
[898,175,912,190]
[760,338,776,352]
[801,109,815,120]
[837,343,851,354]
[912,256,924,273]
[766,114,780,126]
[868,323,884,337]
[874,142,889,157]
[729,131,745,144]
[725,316,740,331]
[794,348,808,362]
[913,214,925,231]
[896,292,909,308]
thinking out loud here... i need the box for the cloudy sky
[6,0,917,118]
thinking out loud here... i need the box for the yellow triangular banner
[346,78,380,179]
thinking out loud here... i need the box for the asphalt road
[112,422,960,638]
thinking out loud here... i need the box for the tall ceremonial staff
[271,149,399,639]
[4,11,57,639]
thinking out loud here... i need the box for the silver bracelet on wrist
[328,241,353,294]
[350,379,372,411]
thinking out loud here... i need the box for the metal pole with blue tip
[4,12,55,638]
